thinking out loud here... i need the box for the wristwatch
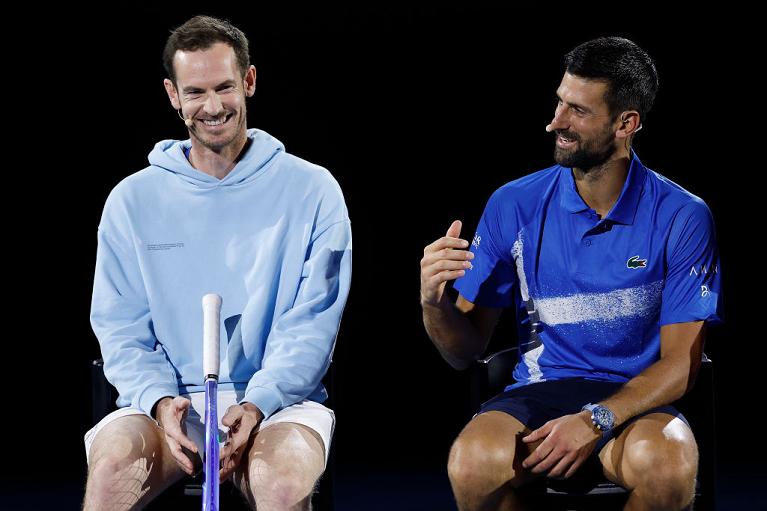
[582,403,615,432]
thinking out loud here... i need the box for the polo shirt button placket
[584,239,592,246]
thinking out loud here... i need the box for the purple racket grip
[203,377,219,511]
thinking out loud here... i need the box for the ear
[243,65,257,97]
[615,111,641,139]
[164,78,181,110]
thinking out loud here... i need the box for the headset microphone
[178,109,194,128]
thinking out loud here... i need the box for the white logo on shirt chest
[146,242,185,251]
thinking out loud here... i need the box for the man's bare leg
[233,422,326,511]
[599,413,698,511]
[83,415,188,511]
[448,411,543,511]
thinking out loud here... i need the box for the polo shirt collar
[559,150,647,225]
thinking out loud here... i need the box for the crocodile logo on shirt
[627,255,647,269]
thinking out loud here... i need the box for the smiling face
[549,72,622,171]
[164,42,256,153]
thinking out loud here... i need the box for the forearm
[244,221,351,418]
[100,344,179,415]
[242,337,335,418]
[93,302,179,415]
[600,356,697,428]
[601,321,705,427]
[421,298,487,370]
[92,226,179,414]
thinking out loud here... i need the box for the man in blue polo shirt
[420,37,722,510]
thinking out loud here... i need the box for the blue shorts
[479,378,688,457]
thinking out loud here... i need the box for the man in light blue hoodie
[83,15,351,510]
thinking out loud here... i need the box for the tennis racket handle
[202,293,222,379]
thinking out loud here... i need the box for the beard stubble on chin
[554,125,617,172]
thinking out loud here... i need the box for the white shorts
[84,391,335,466]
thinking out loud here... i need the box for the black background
[6,5,763,509]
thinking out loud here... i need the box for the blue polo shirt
[454,152,723,388]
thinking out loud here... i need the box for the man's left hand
[219,402,264,482]
[521,411,602,479]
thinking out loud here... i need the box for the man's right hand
[155,396,199,475]
[420,220,474,307]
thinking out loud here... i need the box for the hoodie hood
[148,128,285,188]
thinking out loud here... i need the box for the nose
[202,91,224,117]
[547,103,569,132]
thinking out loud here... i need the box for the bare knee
[239,424,325,510]
[87,454,157,505]
[87,425,153,479]
[242,455,322,511]
[626,438,698,510]
[83,416,172,510]
[448,416,531,495]
[248,464,318,509]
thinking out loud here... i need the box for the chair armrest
[477,346,520,366]
[470,347,519,412]
[91,358,119,424]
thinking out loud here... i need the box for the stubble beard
[554,125,617,173]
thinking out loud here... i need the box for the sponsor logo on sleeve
[689,264,718,277]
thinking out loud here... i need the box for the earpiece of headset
[621,115,643,133]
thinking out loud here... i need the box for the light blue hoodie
[91,129,352,419]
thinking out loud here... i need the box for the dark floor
[2,468,764,510]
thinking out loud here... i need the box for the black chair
[90,359,335,510]
[470,348,716,511]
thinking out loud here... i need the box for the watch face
[594,407,614,430]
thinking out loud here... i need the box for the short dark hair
[163,15,250,85]
[564,37,659,122]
